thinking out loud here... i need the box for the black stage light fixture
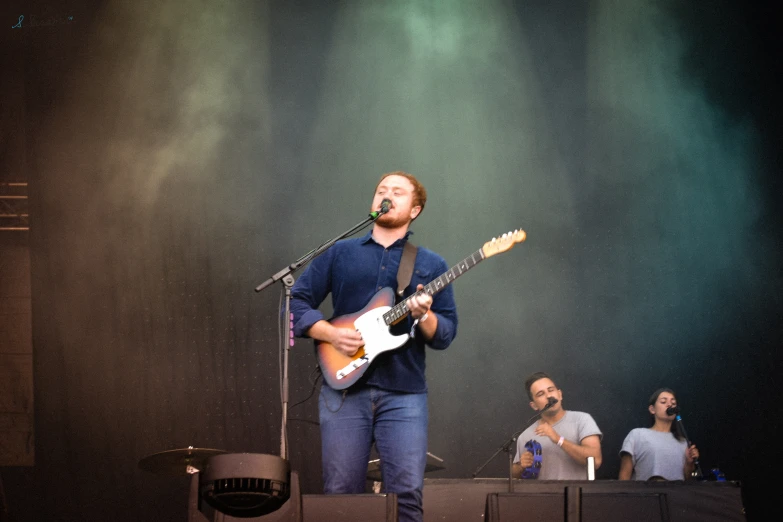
[200,453,290,518]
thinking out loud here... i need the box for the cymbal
[138,447,228,476]
[366,452,445,481]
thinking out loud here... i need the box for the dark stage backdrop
[1,0,781,520]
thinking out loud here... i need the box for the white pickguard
[335,306,411,381]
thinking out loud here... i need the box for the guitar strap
[396,241,418,297]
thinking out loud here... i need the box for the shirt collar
[361,230,413,247]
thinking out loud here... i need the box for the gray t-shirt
[513,410,602,480]
[620,428,688,480]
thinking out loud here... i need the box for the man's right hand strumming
[309,320,364,356]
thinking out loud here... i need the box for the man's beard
[375,212,411,229]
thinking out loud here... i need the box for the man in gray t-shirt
[512,372,603,480]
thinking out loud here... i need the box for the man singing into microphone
[512,372,603,480]
[290,171,458,522]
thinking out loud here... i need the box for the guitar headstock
[481,229,526,258]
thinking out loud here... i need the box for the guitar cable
[287,367,324,427]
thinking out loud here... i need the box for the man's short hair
[524,371,556,401]
[376,171,427,218]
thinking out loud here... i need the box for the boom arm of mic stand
[253,212,380,460]
[471,429,521,477]
[472,409,548,492]
[254,213,378,293]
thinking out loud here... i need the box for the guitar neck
[383,249,485,325]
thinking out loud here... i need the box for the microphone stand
[472,403,554,492]
[673,413,704,480]
[254,209,384,459]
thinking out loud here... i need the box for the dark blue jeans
[319,384,428,522]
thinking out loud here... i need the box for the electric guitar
[316,229,527,390]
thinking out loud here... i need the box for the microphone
[668,405,703,479]
[526,397,558,424]
[369,199,392,219]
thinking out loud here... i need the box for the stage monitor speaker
[486,489,668,522]
[485,492,564,522]
[301,493,398,522]
[482,481,745,522]
[581,490,669,522]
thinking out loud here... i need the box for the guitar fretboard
[383,248,485,325]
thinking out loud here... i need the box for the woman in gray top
[618,388,700,481]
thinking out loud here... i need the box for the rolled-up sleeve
[420,258,458,350]
[290,251,332,338]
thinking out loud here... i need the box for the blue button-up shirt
[291,231,458,393]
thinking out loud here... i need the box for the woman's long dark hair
[648,387,685,441]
